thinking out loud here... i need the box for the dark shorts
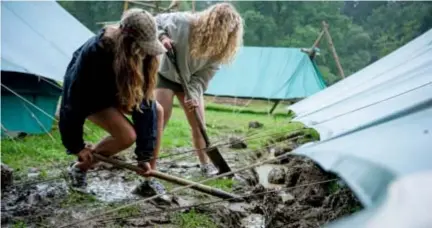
[157,73,183,93]
[60,100,157,162]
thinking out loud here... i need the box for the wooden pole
[322,21,345,79]
[154,0,160,13]
[269,100,281,114]
[92,154,240,200]
[123,0,129,12]
[313,30,325,48]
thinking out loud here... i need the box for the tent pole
[123,0,129,12]
[313,30,325,48]
[269,100,281,114]
[322,21,345,79]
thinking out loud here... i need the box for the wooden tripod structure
[301,21,345,79]
[270,21,346,114]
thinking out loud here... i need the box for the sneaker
[133,178,167,197]
[67,163,88,192]
[200,163,219,177]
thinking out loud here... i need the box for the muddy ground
[1,130,362,228]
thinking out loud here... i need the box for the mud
[1,163,13,190]
[1,131,362,228]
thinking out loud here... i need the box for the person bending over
[154,3,244,176]
[58,8,167,194]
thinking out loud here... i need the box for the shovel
[165,47,232,175]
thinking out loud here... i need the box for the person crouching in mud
[155,3,244,176]
[58,8,167,195]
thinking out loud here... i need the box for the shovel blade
[206,147,231,174]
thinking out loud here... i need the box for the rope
[14,134,301,189]
[1,83,101,138]
[21,101,56,141]
[155,127,304,161]
[101,179,338,224]
[59,152,295,228]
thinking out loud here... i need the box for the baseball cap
[120,8,166,56]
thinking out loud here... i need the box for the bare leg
[175,93,209,165]
[155,88,175,129]
[75,108,136,171]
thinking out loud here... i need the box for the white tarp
[287,29,432,227]
[1,1,93,81]
[288,29,432,140]
[326,171,432,228]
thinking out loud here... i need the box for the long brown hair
[102,27,159,113]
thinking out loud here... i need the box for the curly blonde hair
[189,3,244,64]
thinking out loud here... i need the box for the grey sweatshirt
[155,12,220,100]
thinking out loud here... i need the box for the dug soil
[1,130,362,227]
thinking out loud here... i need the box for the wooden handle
[167,49,211,147]
[92,154,239,200]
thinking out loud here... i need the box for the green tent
[1,72,61,136]
[205,47,327,100]
[1,1,94,136]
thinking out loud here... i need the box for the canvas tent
[285,29,432,226]
[205,47,327,100]
[1,1,93,135]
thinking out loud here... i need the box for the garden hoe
[165,47,232,175]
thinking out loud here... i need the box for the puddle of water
[87,175,141,202]
[254,164,286,189]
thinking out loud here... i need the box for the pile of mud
[194,130,363,228]
[1,129,362,228]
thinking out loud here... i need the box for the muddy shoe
[67,163,88,193]
[133,179,167,197]
[201,163,219,177]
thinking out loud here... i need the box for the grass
[60,191,98,208]
[174,208,217,228]
[1,99,300,175]
[1,98,313,227]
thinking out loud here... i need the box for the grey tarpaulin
[288,29,432,140]
[286,29,432,226]
[1,0,94,81]
[327,171,432,228]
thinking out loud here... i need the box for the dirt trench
[1,130,362,228]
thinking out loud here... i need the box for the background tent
[1,1,94,135]
[285,29,432,226]
[205,47,327,100]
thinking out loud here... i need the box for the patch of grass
[174,208,217,228]
[116,205,141,217]
[12,221,26,228]
[1,100,303,175]
[203,178,235,192]
[1,120,105,174]
[350,205,362,213]
[327,181,340,194]
[60,191,98,208]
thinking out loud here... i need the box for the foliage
[57,0,432,85]
[174,208,217,228]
